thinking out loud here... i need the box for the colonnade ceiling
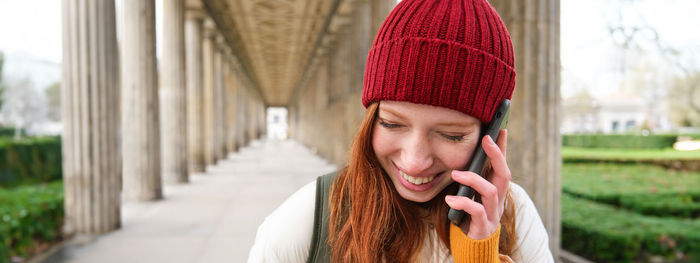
[203,0,337,106]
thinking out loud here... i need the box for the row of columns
[289,0,375,166]
[61,0,265,236]
[287,0,562,259]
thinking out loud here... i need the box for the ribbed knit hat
[362,0,515,123]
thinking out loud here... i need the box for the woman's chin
[399,192,435,203]
[395,181,444,203]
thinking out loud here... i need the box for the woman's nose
[400,134,433,174]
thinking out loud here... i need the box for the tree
[45,82,60,121]
[605,1,700,128]
[0,77,45,140]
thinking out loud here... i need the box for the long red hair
[329,102,519,262]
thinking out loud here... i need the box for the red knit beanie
[362,0,516,123]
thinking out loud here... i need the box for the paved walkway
[45,139,337,263]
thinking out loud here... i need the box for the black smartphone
[447,99,510,226]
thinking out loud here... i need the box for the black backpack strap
[307,171,338,263]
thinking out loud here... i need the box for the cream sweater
[248,181,554,262]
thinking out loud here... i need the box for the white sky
[0,0,62,63]
[0,0,163,63]
[561,0,700,98]
[0,0,699,99]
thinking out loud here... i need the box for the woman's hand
[445,129,510,240]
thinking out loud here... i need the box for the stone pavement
[44,139,337,263]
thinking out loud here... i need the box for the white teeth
[399,170,436,185]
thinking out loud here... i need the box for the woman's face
[372,101,482,203]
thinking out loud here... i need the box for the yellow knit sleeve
[449,223,506,263]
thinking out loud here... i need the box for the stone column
[214,37,227,159]
[235,86,246,148]
[161,0,188,184]
[225,61,238,152]
[256,101,261,140]
[303,81,314,146]
[287,104,295,139]
[61,0,121,234]
[335,26,352,165]
[212,37,222,161]
[221,56,229,156]
[243,89,250,145]
[260,102,266,138]
[370,0,396,41]
[490,0,562,258]
[202,20,217,166]
[249,98,256,142]
[121,0,162,201]
[259,101,266,138]
[241,86,249,146]
[301,71,317,147]
[185,8,205,174]
[346,0,370,142]
[247,96,256,143]
[317,57,331,159]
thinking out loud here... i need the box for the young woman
[249,0,554,262]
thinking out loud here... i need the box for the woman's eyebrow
[435,122,477,129]
[381,107,479,128]
[378,107,407,121]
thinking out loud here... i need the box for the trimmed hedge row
[0,128,24,138]
[562,193,700,262]
[0,136,62,188]
[563,134,679,149]
[0,181,64,262]
[564,190,700,218]
[562,163,700,218]
[562,134,700,149]
[562,147,700,161]
[563,157,700,172]
[620,194,700,218]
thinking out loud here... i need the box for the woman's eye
[441,133,464,142]
[378,121,402,129]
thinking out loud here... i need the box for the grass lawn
[562,147,700,161]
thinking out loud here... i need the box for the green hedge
[562,147,700,161]
[0,181,64,262]
[0,136,62,188]
[562,134,681,149]
[564,190,700,218]
[0,128,24,138]
[562,163,700,218]
[619,194,700,218]
[562,193,700,262]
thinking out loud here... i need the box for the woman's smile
[393,161,445,192]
